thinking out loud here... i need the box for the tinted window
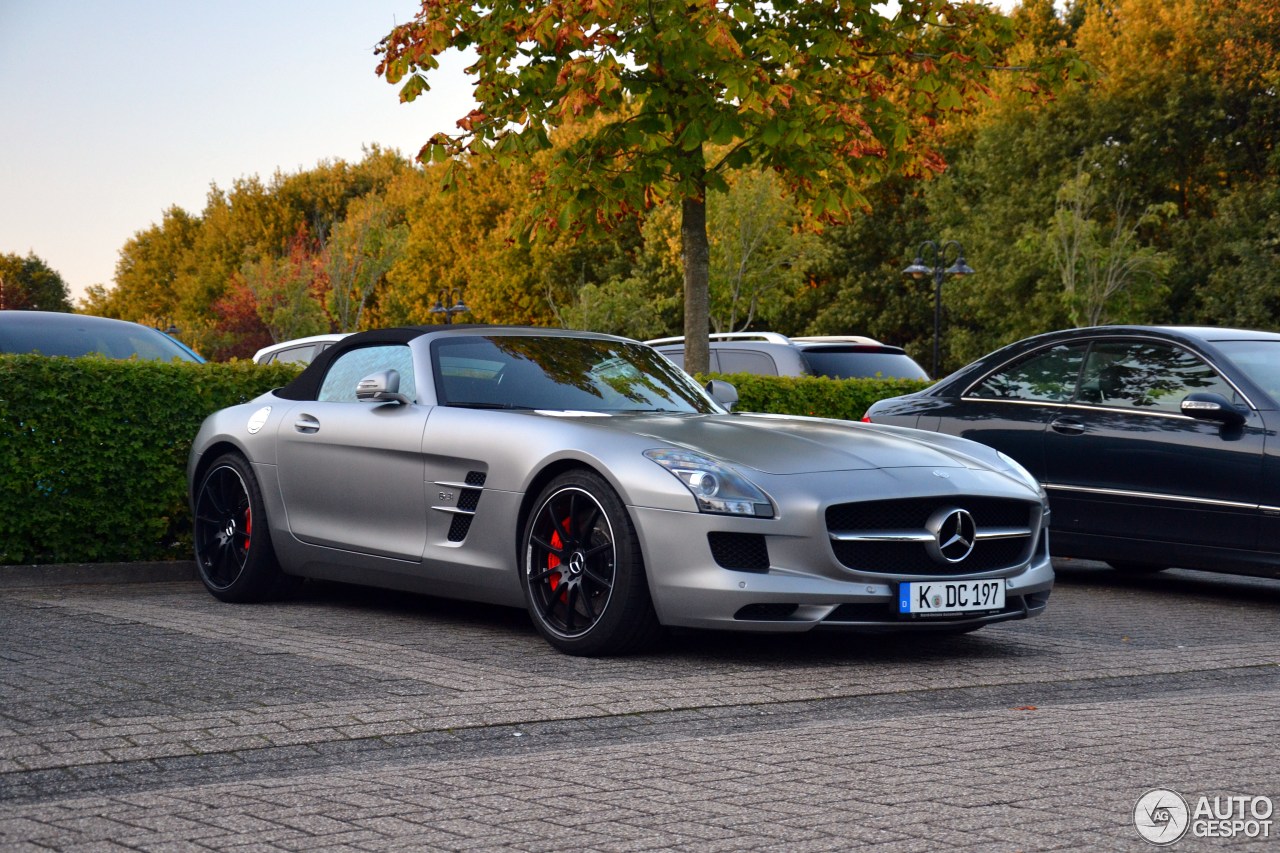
[1215,340,1280,403]
[1077,341,1240,412]
[801,350,929,380]
[655,347,687,370]
[433,336,717,413]
[718,349,778,375]
[272,344,316,365]
[969,343,1087,401]
[319,345,417,403]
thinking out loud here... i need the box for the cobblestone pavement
[1,559,1277,851]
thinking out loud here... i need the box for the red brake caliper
[546,517,571,599]
[243,507,252,550]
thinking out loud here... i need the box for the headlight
[645,449,774,517]
[997,451,1047,501]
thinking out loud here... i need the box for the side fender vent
[436,471,488,543]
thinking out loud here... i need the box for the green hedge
[702,372,931,421]
[0,358,926,565]
[0,356,300,565]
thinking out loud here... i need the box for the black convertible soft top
[272,326,435,401]
[271,324,547,401]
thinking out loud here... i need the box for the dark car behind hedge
[865,325,1280,579]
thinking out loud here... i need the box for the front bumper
[631,466,1053,633]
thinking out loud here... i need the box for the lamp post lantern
[431,289,470,324]
[902,240,974,378]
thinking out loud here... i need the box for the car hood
[555,411,998,475]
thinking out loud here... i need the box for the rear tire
[193,453,293,603]
[521,470,663,656]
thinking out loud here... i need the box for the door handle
[1050,418,1085,435]
[294,414,320,434]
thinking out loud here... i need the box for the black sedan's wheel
[522,471,662,656]
[193,453,292,603]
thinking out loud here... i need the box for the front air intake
[708,532,770,573]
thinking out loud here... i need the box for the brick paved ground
[1,560,1277,851]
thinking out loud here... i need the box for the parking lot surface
[1,559,1277,851]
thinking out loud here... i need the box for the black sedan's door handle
[294,414,320,434]
[1050,417,1085,435]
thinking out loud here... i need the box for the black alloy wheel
[193,453,291,602]
[522,470,661,655]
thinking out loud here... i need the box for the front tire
[522,470,662,656]
[193,453,292,603]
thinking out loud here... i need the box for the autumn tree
[324,193,407,332]
[377,1,1078,372]
[0,252,72,312]
[1048,165,1172,326]
[380,158,521,325]
[239,229,330,346]
[604,167,826,335]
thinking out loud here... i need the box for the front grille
[826,497,1033,531]
[708,532,769,573]
[826,496,1037,576]
[830,537,1029,575]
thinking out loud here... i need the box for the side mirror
[705,379,739,412]
[1180,392,1245,426]
[356,369,411,406]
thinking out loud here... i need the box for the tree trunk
[680,168,711,375]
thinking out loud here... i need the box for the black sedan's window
[968,343,1087,401]
[1076,341,1240,412]
[432,336,718,413]
[1215,340,1280,403]
[318,345,417,403]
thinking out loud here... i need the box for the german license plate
[899,579,1005,616]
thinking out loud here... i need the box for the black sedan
[864,326,1280,579]
[0,310,204,362]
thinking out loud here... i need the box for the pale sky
[1,2,1022,304]
[0,1,473,302]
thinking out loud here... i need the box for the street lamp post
[902,240,975,378]
[431,289,470,324]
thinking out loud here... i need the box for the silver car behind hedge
[188,326,1053,655]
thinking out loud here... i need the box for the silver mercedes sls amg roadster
[188,326,1053,655]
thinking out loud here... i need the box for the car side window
[717,349,778,376]
[269,344,316,365]
[968,343,1087,402]
[1077,341,1241,412]
[318,345,417,403]
[657,347,687,370]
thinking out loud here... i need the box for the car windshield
[1214,340,1280,403]
[432,335,721,414]
[800,349,930,380]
